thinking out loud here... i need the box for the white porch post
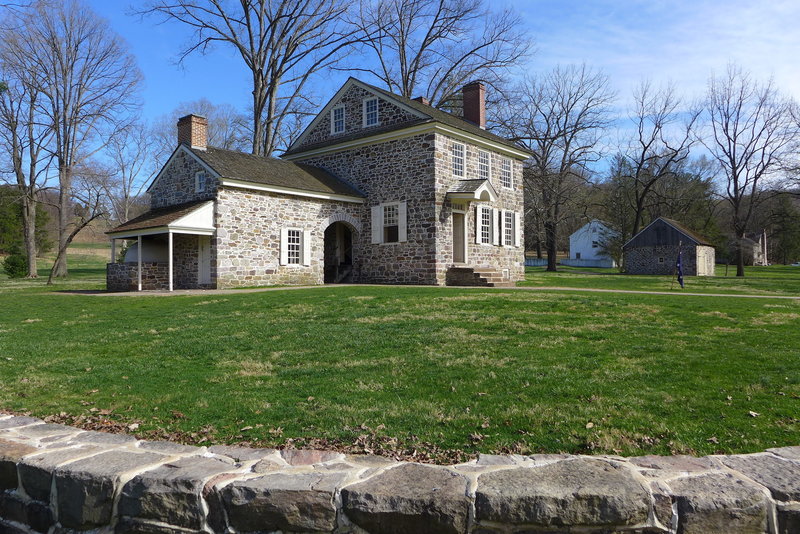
[137,235,142,291]
[168,231,174,292]
[110,238,116,263]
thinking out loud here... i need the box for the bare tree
[5,0,142,278]
[140,0,359,156]
[151,98,249,163]
[105,123,155,224]
[498,64,615,271]
[0,36,53,277]
[702,64,798,276]
[352,0,529,107]
[619,81,700,236]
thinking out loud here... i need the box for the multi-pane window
[286,229,302,264]
[501,158,512,188]
[504,211,514,246]
[592,240,599,248]
[480,207,492,244]
[195,172,206,193]
[364,98,379,127]
[332,105,345,134]
[452,143,465,177]
[478,150,490,180]
[383,203,399,243]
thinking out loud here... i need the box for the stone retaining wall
[1,415,798,534]
[106,262,169,291]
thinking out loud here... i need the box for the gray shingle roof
[108,200,209,234]
[449,179,489,193]
[192,146,364,198]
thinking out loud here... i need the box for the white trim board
[219,178,365,204]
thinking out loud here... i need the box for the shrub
[2,253,28,278]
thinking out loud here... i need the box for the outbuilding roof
[108,200,210,234]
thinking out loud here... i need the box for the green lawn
[1,253,799,461]
[521,264,800,296]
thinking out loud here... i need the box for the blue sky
[88,1,800,124]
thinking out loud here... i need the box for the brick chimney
[462,81,486,129]
[413,95,430,106]
[177,114,208,150]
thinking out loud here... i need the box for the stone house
[623,217,715,276]
[562,220,618,268]
[106,78,530,291]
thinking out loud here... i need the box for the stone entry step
[445,266,515,287]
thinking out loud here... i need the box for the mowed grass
[522,264,800,296]
[1,262,799,460]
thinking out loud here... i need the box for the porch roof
[106,200,214,238]
[446,179,497,202]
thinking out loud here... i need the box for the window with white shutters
[504,211,514,246]
[286,229,301,264]
[371,202,407,244]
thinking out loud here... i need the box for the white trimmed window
[452,142,465,177]
[280,228,311,266]
[501,158,512,189]
[371,201,407,244]
[478,150,490,180]
[195,171,206,193]
[331,105,345,134]
[504,211,514,246]
[363,97,379,127]
[476,205,494,245]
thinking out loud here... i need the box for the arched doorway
[324,222,353,283]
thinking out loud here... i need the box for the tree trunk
[736,246,745,277]
[545,220,557,272]
[22,195,38,278]
[52,163,71,277]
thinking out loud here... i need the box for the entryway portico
[106,201,215,292]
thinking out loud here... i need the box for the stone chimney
[462,81,486,129]
[413,95,430,106]
[177,114,208,150]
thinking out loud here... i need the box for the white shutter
[398,202,407,242]
[499,210,507,246]
[371,205,382,244]
[492,208,499,246]
[475,206,482,244]
[514,211,521,247]
[279,228,288,265]
[302,230,311,266]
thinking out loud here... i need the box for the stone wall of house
[173,234,216,289]
[215,187,363,288]
[297,84,421,149]
[106,262,169,291]
[625,245,707,276]
[2,415,799,534]
[297,134,440,285]
[149,149,216,209]
[433,133,525,285]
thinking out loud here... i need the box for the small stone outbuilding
[106,78,530,291]
[623,217,715,276]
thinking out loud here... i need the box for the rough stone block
[0,491,54,533]
[0,438,37,490]
[475,458,650,527]
[72,431,138,445]
[138,441,204,455]
[628,454,717,473]
[669,472,768,534]
[341,463,470,534]
[222,471,349,533]
[119,456,238,530]
[207,444,275,462]
[777,502,800,534]
[15,423,76,440]
[766,446,800,461]
[721,453,800,501]
[280,448,343,466]
[53,450,167,530]
[18,446,104,502]
[115,516,206,534]
[0,416,41,430]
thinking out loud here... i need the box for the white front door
[198,235,211,284]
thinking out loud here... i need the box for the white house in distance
[562,220,618,268]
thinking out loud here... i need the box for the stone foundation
[2,415,798,534]
[106,262,169,291]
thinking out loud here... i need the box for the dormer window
[331,105,345,134]
[363,97,379,127]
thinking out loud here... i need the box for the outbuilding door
[452,212,466,264]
